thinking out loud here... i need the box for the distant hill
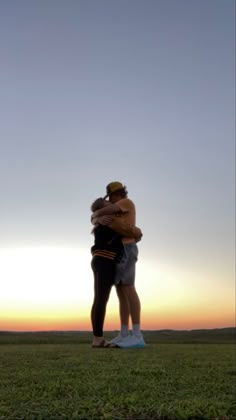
[142,327,236,344]
[0,327,235,344]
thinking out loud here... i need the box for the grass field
[0,329,235,419]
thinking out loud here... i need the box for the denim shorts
[114,243,138,286]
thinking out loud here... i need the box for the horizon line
[1,326,235,334]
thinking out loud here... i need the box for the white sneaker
[117,334,145,349]
[110,334,130,345]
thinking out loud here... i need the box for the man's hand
[98,215,113,225]
[93,203,121,218]
[92,215,113,226]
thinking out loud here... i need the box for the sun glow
[0,247,94,331]
[0,247,234,331]
[1,247,92,305]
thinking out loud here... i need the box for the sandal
[92,339,119,348]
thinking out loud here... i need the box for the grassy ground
[0,331,235,419]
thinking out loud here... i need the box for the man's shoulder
[118,197,135,204]
[117,197,135,211]
[119,197,134,202]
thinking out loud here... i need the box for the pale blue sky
[0,0,235,284]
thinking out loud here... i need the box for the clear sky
[0,0,235,331]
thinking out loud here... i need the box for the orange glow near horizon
[0,305,234,332]
[0,315,234,332]
[0,247,235,332]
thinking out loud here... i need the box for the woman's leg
[91,258,115,343]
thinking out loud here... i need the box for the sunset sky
[0,0,235,332]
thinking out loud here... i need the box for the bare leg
[116,285,130,329]
[120,285,141,325]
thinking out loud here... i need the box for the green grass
[0,331,235,419]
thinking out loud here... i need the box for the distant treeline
[0,328,235,345]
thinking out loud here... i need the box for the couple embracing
[90,181,145,349]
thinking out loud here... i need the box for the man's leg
[116,284,130,336]
[121,285,140,324]
[111,243,144,346]
[116,244,141,336]
[117,284,145,348]
[121,285,142,337]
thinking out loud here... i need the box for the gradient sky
[0,0,235,331]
